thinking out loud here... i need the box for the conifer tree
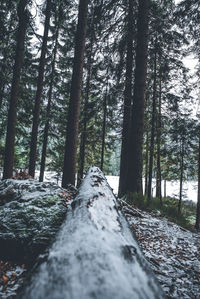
[62,0,89,187]
[29,0,51,177]
[147,38,157,201]
[39,6,60,182]
[118,0,134,197]
[126,0,150,194]
[3,0,28,179]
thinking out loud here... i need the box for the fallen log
[18,166,165,299]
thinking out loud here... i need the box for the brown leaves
[12,169,33,180]
[59,191,72,207]
[0,260,26,293]
[2,274,9,284]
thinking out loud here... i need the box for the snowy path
[122,203,200,299]
[19,167,164,299]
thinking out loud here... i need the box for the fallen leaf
[2,274,9,284]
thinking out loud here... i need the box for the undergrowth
[125,192,196,232]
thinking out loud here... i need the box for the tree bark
[164,180,166,198]
[195,132,200,230]
[178,139,184,214]
[3,0,28,179]
[147,43,157,201]
[100,93,107,171]
[77,29,94,187]
[29,0,51,177]
[118,0,134,197]
[62,0,89,187]
[39,19,59,182]
[126,0,149,194]
[156,76,162,204]
[144,130,149,195]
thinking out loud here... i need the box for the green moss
[124,193,196,232]
[0,179,68,260]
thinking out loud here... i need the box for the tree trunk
[147,43,157,201]
[164,180,166,198]
[156,76,162,204]
[126,0,149,194]
[62,0,89,187]
[100,93,107,171]
[144,130,149,195]
[118,0,134,197]
[29,0,51,177]
[3,0,28,179]
[77,29,94,187]
[178,140,184,214]
[39,20,59,182]
[0,81,5,111]
[195,132,200,230]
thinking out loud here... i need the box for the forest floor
[0,260,26,298]
[0,199,200,298]
[122,202,200,299]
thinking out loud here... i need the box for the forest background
[0,0,199,226]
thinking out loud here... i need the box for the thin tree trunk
[39,20,59,182]
[178,140,184,214]
[144,130,149,195]
[156,76,162,204]
[164,180,166,198]
[77,28,94,187]
[0,84,5,111]
[100,93,107,171]
[3,0,28,179]
[29,0,51,177]
[126,0,149,194]
[147,43,157,201]
[118,0,134,197]
[62,0,89,187]
[195,132,200,230]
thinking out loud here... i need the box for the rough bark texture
[62,0,89,187]
[29,0,51,177]
[126,0,149,194]
[118,0,134,197]
[3,0,28,179]
[18,166,165,299]
[195,134,200,230]
[147,45,157,201]
[39,21,59,182]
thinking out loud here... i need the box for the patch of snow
[6,171,196,203]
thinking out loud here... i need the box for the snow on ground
[122,203,200,299]
[107,176,198,203]
[0,171,197,203]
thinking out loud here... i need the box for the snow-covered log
[19,166,165,299]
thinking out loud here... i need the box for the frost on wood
[19,166,165,299]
